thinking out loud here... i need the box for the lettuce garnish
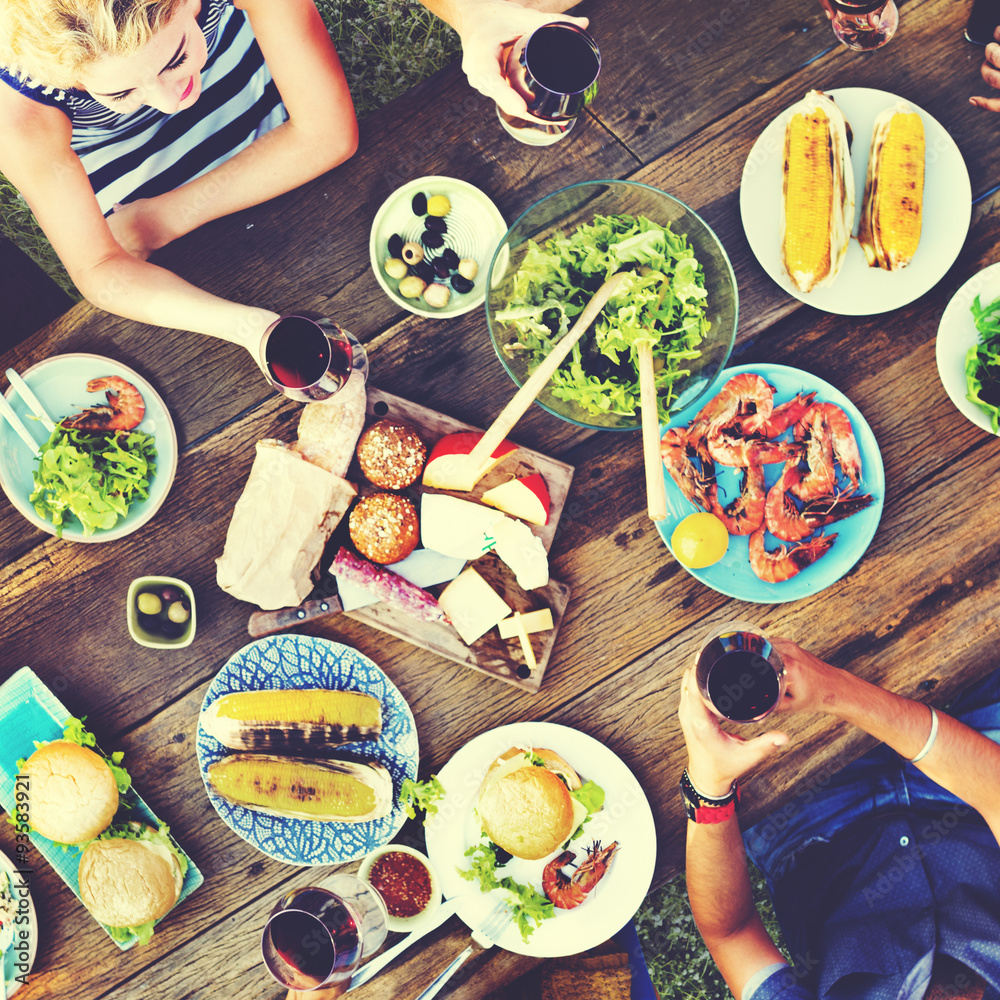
[967,293,1000,433]
[494,213,711,421]
[29,426,156,537]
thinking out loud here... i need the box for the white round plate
[424,721,656,958]
[1,848,37,996]
[196,635,419,866]
[935,261,1000,435]
[656,364,885,603]
[0,353,178,542]
[740,87,971,315]
[369,176,507,318]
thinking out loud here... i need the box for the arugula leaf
[29,426,157,537]
[494,214,711,421]
[966,293,1000,432]
[398,775,446,820]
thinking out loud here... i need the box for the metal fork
[411,899,511,1000]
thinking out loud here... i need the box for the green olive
[398,275,426,299]
[137,591,162,615]
[167,600,191,624]
[384,257,408,280]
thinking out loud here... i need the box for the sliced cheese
[421,493,506,561]
[438,567,512,645]
[492,518,549,590]
[498,608,554,639]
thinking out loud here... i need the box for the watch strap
[680,768,741,824]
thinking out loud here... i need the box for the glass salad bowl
[485,180,738,430]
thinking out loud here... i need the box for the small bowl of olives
[127,576,197,649]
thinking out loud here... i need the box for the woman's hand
[107,198,179,261]
[451,1,589,118]
[770,638,842,716]
[677,667,788,798]
[971,27,1000,111]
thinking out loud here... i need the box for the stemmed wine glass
[259,315,369,402]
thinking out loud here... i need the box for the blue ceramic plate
[196,635,419,866]
[0,667,203,951]
[0,354,178,542]
[656,363,885,602]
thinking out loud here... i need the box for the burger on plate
[476,747,601,861]
[78,824,187,945]
[21,739,122,845]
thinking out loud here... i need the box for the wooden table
[2,0,1000,996]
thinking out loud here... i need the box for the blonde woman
[0,0,358,344]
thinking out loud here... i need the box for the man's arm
[773,640,1000,844]
[110,0,358,258]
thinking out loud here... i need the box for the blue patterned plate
[196,635,419,866]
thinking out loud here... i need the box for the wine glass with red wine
[261,874,388,994]
[260,315,369,402]
[497,21,601,146]
[695,620,786,724]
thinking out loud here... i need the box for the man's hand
[678,667,788,798]
[770,637,842,716]
[107,198,179,261]
[971,27,1000,111]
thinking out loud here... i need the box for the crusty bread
[294,376,367,478]
[78,837,182,928]
[349,493,419,565]
[478,749,577,860]
[22,741,118,844]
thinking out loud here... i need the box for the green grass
[0,0,461,296]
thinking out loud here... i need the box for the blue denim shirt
[747,808,1000,1000]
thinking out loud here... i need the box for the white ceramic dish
[1,848,37,996]
[0,354,178,542]
[935,261,1000,435]
[369,176,507,318]
[358,844,442,932]
[740,87,971,315]
[424,721,656,958]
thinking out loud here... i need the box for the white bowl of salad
[485,180,738,430]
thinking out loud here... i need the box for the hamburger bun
[78,835,183,929]
[477,747,583,861]
[22,740,118,844]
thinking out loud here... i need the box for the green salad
[493,213,711,422]
[30,426,157,537]
[967,293,1000,433]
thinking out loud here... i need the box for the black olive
[450,274,475,294]
[159,619,187,639]
[424,216,448,233]
[387,233,404,258]
[421,230,445,249]
[439,247,459,269]
[411,260,435,283]
[138,612,162,635]
[433,257,453,279]
[411,192,427,216]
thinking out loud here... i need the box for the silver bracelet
[909,706,939,764]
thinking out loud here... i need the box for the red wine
[265,317,344,390]
[263,890,360,990]
[700,641,780,722]
[525,24,600,94]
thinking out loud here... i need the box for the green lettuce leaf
[966,293,1000,432]
[398,775,446,820]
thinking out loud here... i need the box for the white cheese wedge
[421,493,507,561]
[438,567,512,645]
[491,518,549,590]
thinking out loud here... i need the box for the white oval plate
[1,848,37,996]
[0,353,178,542]
[369,176,507,318]
[424,721,656,958]
[740,87,971,315]
[935,261,1000,435]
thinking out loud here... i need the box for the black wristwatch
[680,768,741,824]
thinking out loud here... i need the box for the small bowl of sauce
[358,844,441,932]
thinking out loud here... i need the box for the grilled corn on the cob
[780,90,854,293]
[206,754,393,822]
[202,688,382,752]
[857,102,925,271]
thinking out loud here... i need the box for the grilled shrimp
[748,524,837,583]
[709,462,766,535]
[61,376,145,432]
[542,840,619,910]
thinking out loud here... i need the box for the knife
[248,597,344,638]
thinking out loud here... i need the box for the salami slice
[332,548,449,625]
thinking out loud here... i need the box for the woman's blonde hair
[0,0,187,89]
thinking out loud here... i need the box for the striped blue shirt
[0,0,286,214]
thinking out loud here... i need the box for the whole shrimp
[791,402,861,500]
[706,430,802,468]
[737,390,817,438]
[748,524,837,583]
[709,462,766,535]
[542,840,620,910]
[661,428,715,511]
[765,459,873,542]
[61,376,145,432]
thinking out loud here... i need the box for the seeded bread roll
[349,493,419,564]
[356,420,427,490]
